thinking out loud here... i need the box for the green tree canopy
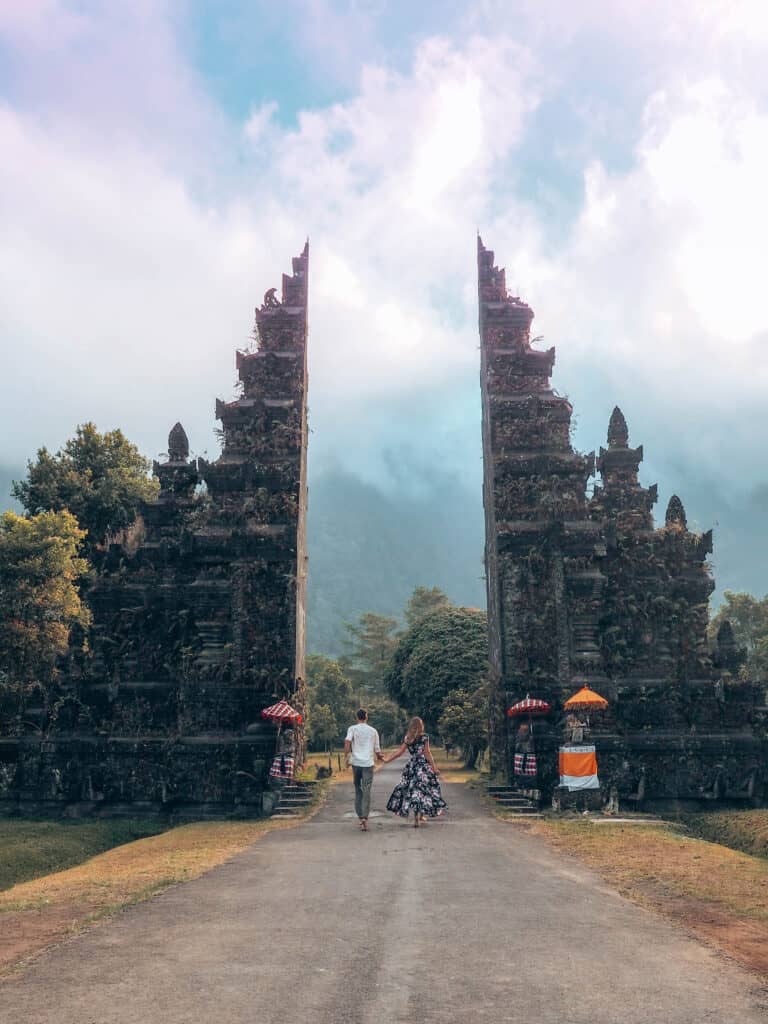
[306,703,338,753]
[438,684,489,769]
[13,423,158,554]
[341,611,401,698]
[385,606,488,731]
[365,696,408,747]
[710,591,768,679]
[0,510,91,693]
[404,585,453,628]
[305,654,357,750]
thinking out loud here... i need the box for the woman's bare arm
[424,738,439,774]
[382,743,407,764]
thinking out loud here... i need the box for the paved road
[2,764,767,1024]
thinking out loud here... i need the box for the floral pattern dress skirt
[386,735,447,818]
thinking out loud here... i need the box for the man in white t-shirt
[344,708,383,831]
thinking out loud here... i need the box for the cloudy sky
[1,0,767,598]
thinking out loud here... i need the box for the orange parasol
[564,686,608,711]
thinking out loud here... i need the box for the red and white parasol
[507,696,551,717]
[261,700,302,725]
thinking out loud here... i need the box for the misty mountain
[305,470,486,655]
[0,461,486,656]
[666,476,768,603]
[0,468,20,513]
[2,461,765,658]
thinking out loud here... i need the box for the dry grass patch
[529,817,768,976]
[0,819,164,892]
[377,745,475,783]
[0,817,305,975]
[301,746,476,785]
[301,750,351,782]
[431,749,479,784]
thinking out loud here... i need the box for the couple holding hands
[344,708,447,831]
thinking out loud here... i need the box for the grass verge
[431,748,480,784]
[527,816,768,977]
[0,807,323,976]
[300,749,348,780]
[674,809,768,860]
[0,819,165,892]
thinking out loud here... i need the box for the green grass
[676,809,768,860]
[0,819,166,892]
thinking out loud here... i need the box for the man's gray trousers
[352,765,374,819]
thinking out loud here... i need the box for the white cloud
[243,101,278,142]
[501,76,768,488]
[0,1,767,507]
[0,29,538,488]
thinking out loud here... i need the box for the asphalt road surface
[2,763,766,1024]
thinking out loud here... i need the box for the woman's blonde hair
[405,716,424,744]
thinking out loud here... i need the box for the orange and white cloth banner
[559,745,600,791]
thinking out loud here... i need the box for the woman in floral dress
[383,717,447,827]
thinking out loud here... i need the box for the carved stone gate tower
[478,236,765,803]
[0,245,309,818]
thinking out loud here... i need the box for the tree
[710,591,768,679]
[385,607,488,731]
[365,696,408,747]
[305,654,357,751]
[0,511,91,728]
[306,703,338,753]
[438,684,489,769]
[341,612,401,698]
[13,423,158,554]
[404,586,452,628]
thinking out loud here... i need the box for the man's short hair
[356,708,367,721]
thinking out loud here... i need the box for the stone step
[488,785,535,793]
[270,779,318,816]
[486,786,540,815]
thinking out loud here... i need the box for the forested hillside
[305,470,485,655]
[3,460,765,659]
[0,468,19,512]
[0,463,486,657]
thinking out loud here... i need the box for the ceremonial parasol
[507,696,551,763]
[563,686,608,711]
[261,700,303,725]
[507,696,549,781]
[507,696,551,717]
